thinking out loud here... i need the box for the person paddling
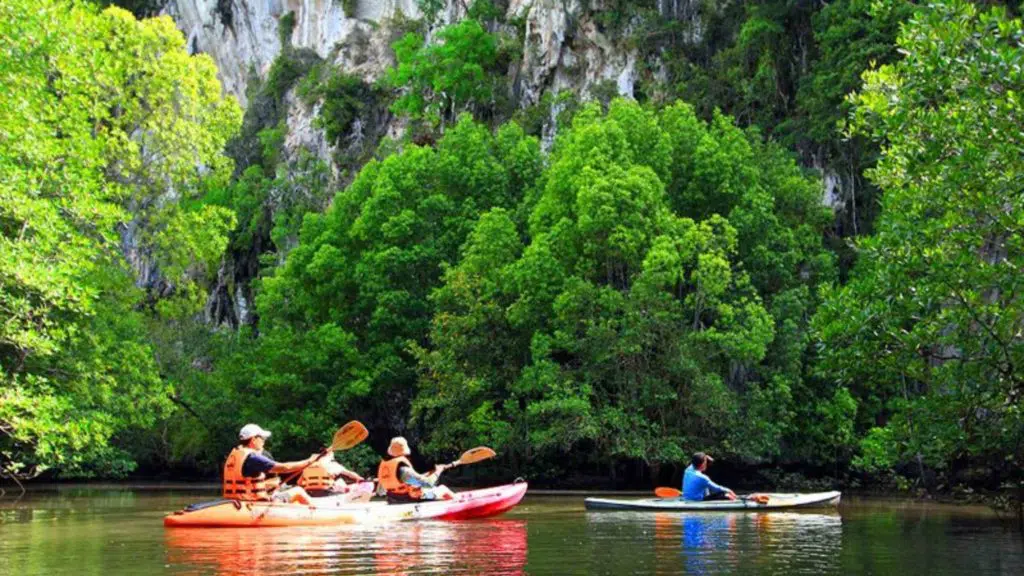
[682,452,737,501]
[223,424,322,505]
[298,452,372,501]
[377,436,456,503]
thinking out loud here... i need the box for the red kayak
[164,482,527,527]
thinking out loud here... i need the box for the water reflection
[653,512,843,575]
[4,491,1022,576]
[164,518,527,575]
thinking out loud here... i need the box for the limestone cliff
[166,0,707,153]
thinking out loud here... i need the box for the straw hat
[388,436,411,457]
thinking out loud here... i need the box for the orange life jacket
[222,446,281,501]
[377,457,422,499]
[298,461,334,492]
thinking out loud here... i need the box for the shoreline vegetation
[0,480,1014,520]
[1,0,1022,531]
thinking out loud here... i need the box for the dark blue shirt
[241,452,277,477]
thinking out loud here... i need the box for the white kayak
[584,491,841,511]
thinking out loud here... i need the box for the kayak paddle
[435,446,497,475]
[276,420,369,490]
[654,486,770,504]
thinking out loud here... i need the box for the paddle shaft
[655,486,759,501]
[272,421,369,493]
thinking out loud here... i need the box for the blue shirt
[682,464,729,500]
[241,452,277,477]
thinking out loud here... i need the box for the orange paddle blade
[330,421,369,451]
[455,446,496,465]
[655,487,682,499]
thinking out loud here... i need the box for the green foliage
[0,0,240,479]
[467,0,504,23]
[239,115,543,449]
[388,19,499,128]
[342,0,358,19]
[414,100,834,473]
[300,67,379,148]
[416,0,446,25]
[265,47,320,104]
[815,0,1024,488]
[279,11,296,45]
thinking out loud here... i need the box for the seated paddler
[298,451,373,501]
[377,436,456,503]
[223,423,322,504]
[682,451,737,501]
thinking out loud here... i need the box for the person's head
[239,423,272,450]
[387,436,411,458]
[691,452,713,471]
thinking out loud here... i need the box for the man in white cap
[222,423,323,503]
[376,436,455,503]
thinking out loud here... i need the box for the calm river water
[0,488,1020,575]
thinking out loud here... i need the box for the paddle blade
[655,487,682,499]
[330,421,369,451]
[456,446,496,465]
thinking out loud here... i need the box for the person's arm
[399,465,437,487]
[270,457,316,474]
[701,472,737,500]
[268,452,325,475]
[339,468,364,482]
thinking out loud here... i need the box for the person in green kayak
[682,452,737,501]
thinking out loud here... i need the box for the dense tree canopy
[814,0,1024,488]
[413,100,836,476]
[0,0,240,479]
[213,116,544,454]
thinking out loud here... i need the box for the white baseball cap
[239,423,272,441]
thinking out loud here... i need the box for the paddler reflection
[165,518,527,576]
[653,512,739,574]
[654,511,842,573]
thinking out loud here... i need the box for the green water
[0,488,1020,575]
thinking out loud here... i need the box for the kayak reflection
[373,519,527,575]
[165,518,527,575]
[654,512,842,574]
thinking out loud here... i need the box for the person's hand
[306,454,320,465]
[726,491,738,501]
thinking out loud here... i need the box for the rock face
[166,0,696,121]
[167,0,423,106]
[167,0,284,106]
